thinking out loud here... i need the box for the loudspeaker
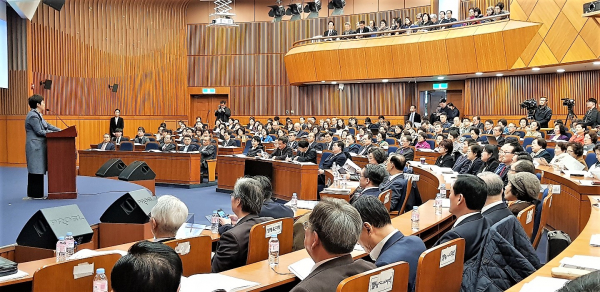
[95,159,127,177]
[16,205,93,249]
[100,189,156,224]
[584,1,600,13]
[42,0,65,11]
[40,80,52,90]
[111,84,119,93]
[118,161,156,181]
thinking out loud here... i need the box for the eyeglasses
[303,221,311,231]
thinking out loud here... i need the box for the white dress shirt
[369,229,399,261]
[481,200,504,214]
[452,212,479,228]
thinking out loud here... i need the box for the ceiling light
[593,61,600,65]
[382,79,389,83]
[557,69,565,73]
[331,81,337,84]
[437,76,444,80]
[496,73,503,77]
[321,81,325,83]
[532,67,540,71]
[475,72,483,76]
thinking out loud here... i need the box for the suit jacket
[222,139,236,147]
[452,155,469,172]
[25,109,61,174]
[355,27,371,36]
[296,148,317,163]
[395,147,414,162]
[323,141,334,151]
[260,199,294,219]
[290,254,376,292]
[380,174,409,212]
[482,129,493,135]
[214,106,231,123]
[482,202,513,226]
[532,149,552,163]
[435,153,455,168]
[308,141,322,151]
[509,201,534,216]
[375,231,426,292]
[406,112,422,123]
[97,142,116,150]
[346,143,361,154]
[495,135,506,147]
[160,143,176,152]
[477,159,500,174]
[134,136,150,144]
[288,141,298,150]
[247,146,264,157]
[351,187,381,203]
[357,144,373,156]
[111,136,130,144]
[319,152,348,170]
[271,146,294,160]
[323,29,338,36]
[179,144,200,152]
[460,158,484,175]
[292,212,310,251]
[109,116,124,136]
[582,107,599,127]
[199,144,217,169]
[211,214,273,272]
[434,213,490,262]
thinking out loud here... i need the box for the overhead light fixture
[209,0,237,27]
[557,69,565,73]
[303,1,321,18]
[496,73,503,77]
[382,79,389,83]
[532,67,540,71]
[475,72,483,76]
[268,2,286,22]
[328,0,345,15]
[593,61,600,65]
[321,81,326,83]
[286,3,302,21]
[331,81,337,84]
[437,76,444,80]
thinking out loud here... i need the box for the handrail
[291,13,511,48]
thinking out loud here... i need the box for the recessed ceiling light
[475,72,483,76]
[593,61,600,65]
[557,69,565,73]
[331,81,337,84]
[532,67,540,71]
[382,79,389,83]
[437,76,445,80]
[321,81,325,83]
[496,73,503,77]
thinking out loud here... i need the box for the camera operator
[533,96,552,128]
[215,100,231,123]
[582,98,599,128]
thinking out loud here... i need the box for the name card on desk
[265,221,282,238]
[439,245,457,268]
[368,269,394,292]
[73,262,94,279]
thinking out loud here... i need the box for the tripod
[565,106,577,128]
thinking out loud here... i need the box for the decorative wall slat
[0,7,29,116]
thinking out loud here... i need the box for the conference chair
[145,142,160,151]
[386,137,397,145]
[378,189,392,212]
[505,135,521,143]
[517,204,536,239]
[515,130,526,138]
[414,238,465,292]
[234,139,242,147]
[336,261,409,292]
[525,145,532,154]
[532,194,553,249]
[565,132,573,140]
[32,253,121,292]
[461,134,471,139]
[522,137,535,149]
[164,235,212,276]
[247,218,293,265]
[425,139,435,149]
[118,141,134,151]
[332,135,339,141]
[388,146,398,154]
[148,137,156,142]
[585,151,597,169]
[426,133,434,139]
[546,148,555,160]
[269,134,277,141]
[144,133,153,136]
[348,128,356,135]
[394,177,413,216]
[242,140,253,155]
[372,138,378,144]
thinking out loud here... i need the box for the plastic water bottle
[439,183,447,198]
[290,193,298,213]
[65,232,76,259]
[411,207,420,230]
[211,210,219,234]
[93,268,108,292]
[268,234,280,267]
[56,236,66,262]
[332,162,340,187]
[435,193,443,216]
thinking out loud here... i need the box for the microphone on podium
[45,108,69,128]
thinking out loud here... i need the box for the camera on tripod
[562,98,575,107]
[520,99,537,119]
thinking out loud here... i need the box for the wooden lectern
[46,126,78,199]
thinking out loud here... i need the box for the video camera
[520,99,537,119]
[562,98,575,107]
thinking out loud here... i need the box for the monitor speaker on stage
[96,158,127,177]
[118,161,156,181]
[100,189,156,224]
[16,205,93,249]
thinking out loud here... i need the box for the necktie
[101,143,107,150]
[495,163,505,175]
[410,113,414,122]
[184,146,189,152]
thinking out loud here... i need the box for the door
[420,90,447,123]
[190,94,228,127]
[446,90,463,119]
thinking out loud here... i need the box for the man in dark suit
[221,131,236,147]
[357,133,374,156]
[323,20,338,38]
[290,199,375,292]
[477,172,512,226]
[149,195,188,243]
[491,126,505,147]
[351,164,387,202]
[179,136,199,152]
[270,137,293,160]
[160,134,176,152]
[112,128,129,145]
[482,119,494,135]
[453,139,475,172]
[109,109,124,138]
[352,196,426,292]
[307,132,322,151]
[494,141,522,185]
[472,116,485,130]
[440,10,457,25]
[381,155,410,212]
[255,176,294,219]
[198,137,216,176]
[341,22,355,39]
[395,136,414,162]
[533,96,553,128]
[212,178,273,273]
[214,100,231,123]
[434,174,489,262]
[318,141,347,174]
[354,20,370,38]
[294,140,317,164]
[134,127,150,144]
[97,134,116,150]
[581,98,599,128]
[322,132,334,151]
[287,132,298,149]
[406,105,421,124]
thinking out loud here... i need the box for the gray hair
[150,195,189,236]
[477,172,504,197]
[232,177,264,214]
[430,13,437,19]
[309,198,362,254]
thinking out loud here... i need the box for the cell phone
[592,181,600,185]
[338,168,347,174]
[217,209,228,218]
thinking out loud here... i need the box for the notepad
[0,270,29,283]
[179,274,260,292]
[590,234,600,247]
[288,258,315,280]
[560,255,600,271]
[518,276,568,292]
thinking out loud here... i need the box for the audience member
[477,144,500,174]
[549,124,568,141]
[222,131,236,147]
[395,136,415,161]
[97,133,116,150]
[134,127,150,144]
[255,176,294,219]
[246,136,264,157]
[581,98,598,128]
[567,142,588,171]
[435,139,455,167]
[357,133,374,156]
[352,164,388,202]
[198,137,216,176]
[318,141,347,175]
[510,160,535,174]
[492,126,505,146]
[112,128,128,144]
[270,137,293,160]
[549,142,569,165]
[583,132,597,152]
[293,140,317,163]
[381,155,410,212]
[288,132,298,149]
[179,136,199,152]
[478,172,512,226]
[505,172,540,216]
[160,134,176,152]
[530,138,551,163]
[453,139,475,172]
[415,132,431,149]
[150,195,188,242]
[495,141,523,183]
[460,144,483,175]
[589,145,600,172]
[323,20,338,37]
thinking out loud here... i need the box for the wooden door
[190,94,228,127]
[446,90,463,119]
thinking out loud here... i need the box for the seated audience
[318,141,347,175]
[376,132,389,148]
[506,123,522,138]
[435,139,455,167]
[367,147,388,165]
[222,131,236,147]
[381,155,410,212]
[583,132,597,152]
[256,176,294,219]
[97,133,116,150]
[355,20,371,38]
[322,132,335,151]
[345,135,361,154]
[530,138,551,163]
[134,127,150,144]
[357,133,374,156]
[111,241,183,292]
[453,139,475,172]
[569,123,585,144]
[525,121,542,138]
[342,22,355,37]
[478,144,500,174]
[352,164,388,202]
[179,136,199,152]
[434,174,489,261]
[567,142,588,171]
[150,195,188,242]
[246,136,264,157]
[549,124,569,141]
[460,144,483,175]
[323,20,338,37]
[505,172,540,216]
[470,128,486,144]
[517,118,529,131]
[550,142,569,165]
[261,129,274,143]
[414,132,431,149]
[160,134,176,152]
[478,172,512,226]
[293,140,317,164]
[491,126,505,146]
[290,198,375,292]
[495,141,523,183]
[352,196,426,291]
[212,178,274,272]
[270,137,294,160]
[589,145,600,172]
[112,128,128,144]
[395,136,415,161]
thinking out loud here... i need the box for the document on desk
[560,255,600,271]
[234,154,247,158]
[289,258,315,280]
[519,276,568,292]
[69,249,128,260]
[179,274,259,292]
[286,200,319,210]
[590,234,600,247]
[0,270,29,283]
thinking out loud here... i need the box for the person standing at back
[109,108,124,138]
[215,100,231,123]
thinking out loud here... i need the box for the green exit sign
[202,88,216,94]
[433,83,448,90]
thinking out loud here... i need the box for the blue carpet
[0,167,231,247]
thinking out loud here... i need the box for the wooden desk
[89,144,146,151]
[316,153,369,169]
[414,150,442,165]
[507,196,600,291]
[216,155,319,200]
[78,150,202,185]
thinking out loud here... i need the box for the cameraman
[533,96,552,128]
[582,98,599,128]
[214,100,231,123]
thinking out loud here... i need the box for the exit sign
[433,83,448,90]
[202,88,216,94]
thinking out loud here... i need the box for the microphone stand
[45,109,69,128]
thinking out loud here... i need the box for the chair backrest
[247,218,294,265]
[234,139,242,147]
[565,131,573,139]
[525,145,532,154]
[398,177,413,214]
[269,134,277,141]
[414,238,465,292]
[32,254,122,292]
[505,135,521,142]
[522,137,534,148]
[119,141,134,151]
[320,151,333,165]
[585,151,597,168]
[532,193,553,249]
[546,148,555,160]
[388,146,398,154]
[145,142,160,150]
[461,134,471,139]
[378,189,392,211]
[164,235,212,276]
[426,133,434,139]
[148,137,156,142]
[425,139,435,149]
[386,138,397,145]
[336,261,410,292]
[243,140,253,155]
[332,135,340,141]
[517,204,536,239]
[515,130,526,138]
[348,128,356,135]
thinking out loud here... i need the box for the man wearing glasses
[494,141,523,184]
[357,132,374,156]
[491,126,505,147]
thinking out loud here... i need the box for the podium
[46,126,78,199]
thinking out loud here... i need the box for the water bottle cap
[96,268,105,274]
[413,206,418,210]
[66,232,72,236]
[271,234,278,238]
[58,236,65,240]
[213,210,218,213]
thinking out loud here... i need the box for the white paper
[553,185,561,194]
[179,274,260,292]
[563,170,588,177]
[344,160,361,174]
[73,262,94,279]
[69,249,127,260]
[441,199,450,208]
[368,269,394,292]
[175,242,191,255]
[176,223,206,239]
[288,258,315,280]
[417,148,435,152]
[265,221,283,238]
[560,255,600,271]
[285,200,318,210]
[0,270,29,283]
[590,234,600,247]
[526,208,534,224]
[579,180,593,186]
[354,244,365,252]
[439,244,457,268]
[519,276,568,292]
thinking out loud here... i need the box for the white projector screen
[0,2,8,89]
